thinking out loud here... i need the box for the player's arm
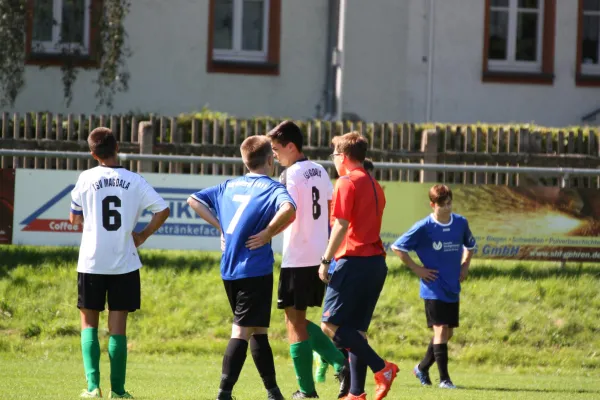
[392,249,437,283]
[69,179,84,225]
[69,212,83,225]
[133,181,171,247]
[271,178,299,235]
[133,207,170,247]
[322,218,348,260]
[391,224,438,282]
[187,197,221,231]
[318,217,348,282]
[246,202,296,250]
[460,220,477,282]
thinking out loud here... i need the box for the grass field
[1,245,599,399]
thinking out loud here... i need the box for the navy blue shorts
[321,255,387,332]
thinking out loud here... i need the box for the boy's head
[331,132,368,176]
[241,135,274,174]
[267,120,304,168]
[88,127,118,161]
[429,184,453,217]
[363,158,374,177]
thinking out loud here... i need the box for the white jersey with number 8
[280,160,333,268]
[70,166,168,275]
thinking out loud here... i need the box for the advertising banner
[379,182,600,262]
[12,169,284,252]
[13,169,600,261]
[0,169,15,244]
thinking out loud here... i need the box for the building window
[207,0,281,75]
[26,0,101,67]
[482,0,556,84]
[577,0,600,84]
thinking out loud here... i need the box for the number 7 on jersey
[226,194,251,234]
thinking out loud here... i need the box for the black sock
[220,338,248,391]
[418,339,435,372]
[337,346,349,362]
[433,343,450,382]
[333,326,385,373]
[249,334,278,390]
[349,351,368,396]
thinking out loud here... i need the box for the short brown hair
[429,184,453,205]
[267,120,303,152]
[363,157,374,172]
[332,131,368,162]
[241,135,273,171]
[88,127,117,159]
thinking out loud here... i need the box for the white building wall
[8,0,329,120]
[5,0,599,127]
[340,0,412,122]
[418,0,599,126]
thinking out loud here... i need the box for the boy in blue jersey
[187,135,296,400]
[391,184,476,389]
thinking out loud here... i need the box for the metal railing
[1,149,599,180]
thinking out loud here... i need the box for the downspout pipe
[334,0,347,121]
[425,0,435,122]
[320,0,338,119]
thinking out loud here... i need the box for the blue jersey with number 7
[191,173,296,280]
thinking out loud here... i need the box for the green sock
[81,328,100,392]
[108,335,128,395]
[290,340,315,394]
[306,321,345,373]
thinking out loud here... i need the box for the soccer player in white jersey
[70,127,169,399]
[267,121,349,399]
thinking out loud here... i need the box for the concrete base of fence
[138,121,154,173]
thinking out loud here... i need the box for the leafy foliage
[0,0,27,108]
[94,0,132,110]
[0,0,131,109]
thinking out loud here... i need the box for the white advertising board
[13,169,284,253]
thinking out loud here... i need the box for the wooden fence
[0,112,599,188]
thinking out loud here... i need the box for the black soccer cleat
[267,387,285,400]
[335,359,351,398]
[216,389,234,400]
[291,390,319,399]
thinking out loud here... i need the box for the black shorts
[77,269,141,312]
[424,299,459,328]
[277,266,326,311]
[223,274,273,327]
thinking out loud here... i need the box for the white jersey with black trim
[70,166,168,275]
[280,159,333,268]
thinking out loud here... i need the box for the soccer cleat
[343,393,367,400]
[439,380,457,389]
[216,389,234,400]
[80,388,103,398]
[314,352,329,383]
[267,387,285,400]
[109,391,134,399]
[373,361,399,400]
[412,364,432,386]
[291,390,319,399]
[334,359,350,399]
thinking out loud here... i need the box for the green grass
[0,245,599,399]
[1,353,599,400]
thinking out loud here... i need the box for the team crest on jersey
[432,241,443,251]
[20,186,219,237]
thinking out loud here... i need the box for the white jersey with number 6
[280,159,333,268]
[70,166,168,275]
